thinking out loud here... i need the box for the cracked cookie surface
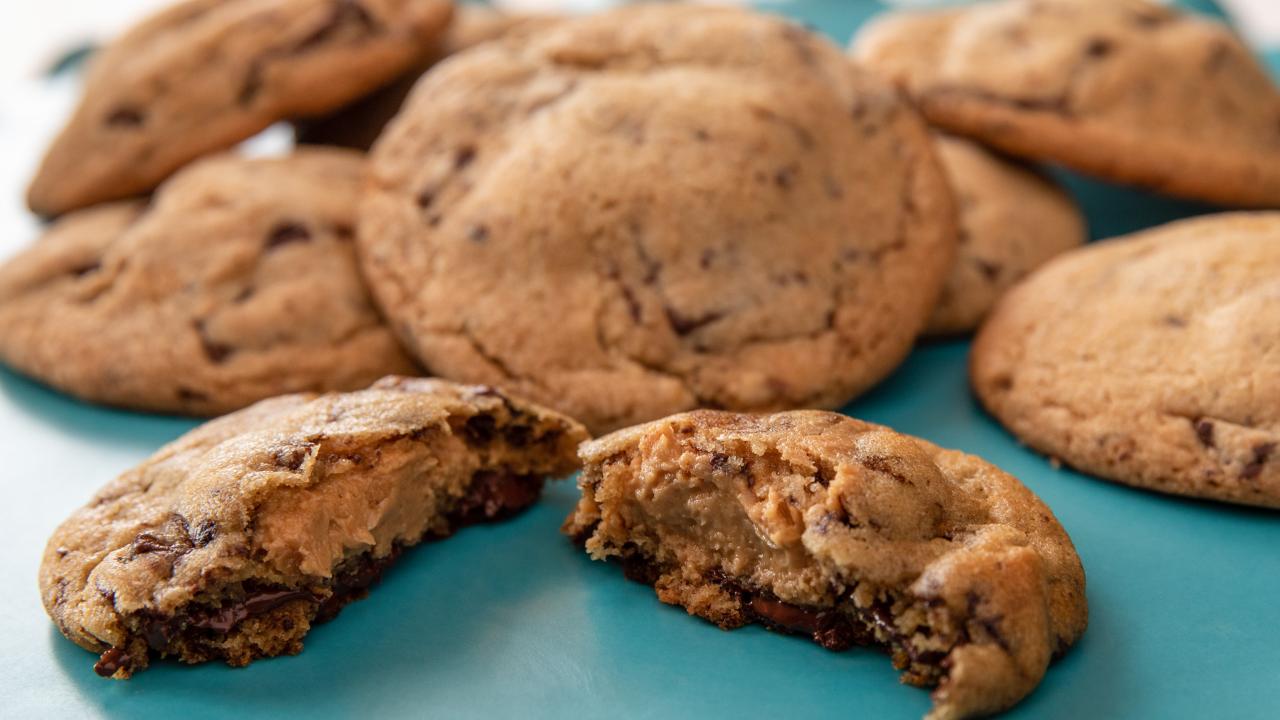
[852,0,1280,207]
[972,212,1280,508]
[40,377,587,678]
[0,149,417,415]
[296,5,559,150]
[927,136,1085,336]
[360,4,956,434]
[27,0,454,216]
[564,409,1086,720]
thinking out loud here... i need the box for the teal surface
[3,2,1279,719]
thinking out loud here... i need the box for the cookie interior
[568,447,961,686]
[564,411,1086,719]
[41,381,585,679]
[98,464,540,678]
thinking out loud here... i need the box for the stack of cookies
[9,1,1278,718]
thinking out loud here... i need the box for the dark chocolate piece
[188,589,316,633]
[94,647,131,677]
[451,471,544,525]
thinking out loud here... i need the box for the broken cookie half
[40,377,586,678]
[564,410,1086,720]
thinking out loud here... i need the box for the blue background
[2,1,1277,718]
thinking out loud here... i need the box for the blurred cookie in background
[27,0,455,216]
[0,149,418,415]
[852,0,1280,207]
[926,135,1085,336]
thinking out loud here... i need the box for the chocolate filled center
[107,467,549,675]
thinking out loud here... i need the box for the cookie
[360,5,956,434]
[27,0,454,217]
[927,135,1085,336]
[40,377,587,678]
[972,213,1280,508]
[0,149,418,415]
[564,410,1087,720]
[296,6,557,150]
[852,0,1280,207]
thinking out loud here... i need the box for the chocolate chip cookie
[41,377,587,678]
[0,149,417,415]
[296,6,557,150]
[927,135,1086,336]
[564,410,1087,720]
[360,5,956,434]
[27,0,454,217]
[972,212,1280,508]
[852,0,1280,207]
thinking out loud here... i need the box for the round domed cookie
[296,6,560,150]
[27,0,454,217]
[565,409,1087,720]
[360,5,956,434]
[852,0,1280,208]
[972,212,1280,508]
[927,135,1086,336]
[0,149,418,415]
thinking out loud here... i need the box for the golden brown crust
[27,0,455,216]
[0,150,418,416]
[972,212,1280,508]
[852,0,1280,207]
[566,410,1087,720]
[360,4,956,434]
[40,377,587,677]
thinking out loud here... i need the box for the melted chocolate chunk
[1242,442,1276,480]
[463,413,497,444]
[141,586,318,648]
[1085,37,1114,58]
[747,596,862,651]
[861,455,910,484]
[131,532,173,555]
[265,221,312,249]
[974,258,1002,282]
[239,65,265,106]
[105,107,145,128]
[191,520,218,547]
[1194,419,1216,448]
[455,146,477,169]
[273,444,313,471]
[619,548,663,586]
[187,589,316,634]
[451,471,544,526]
[503,424,533,447]
[94,647,131,677]
[70,261,101,278]
[315,548,402,622]
[813,463,834,486]
[665,307,724,336]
